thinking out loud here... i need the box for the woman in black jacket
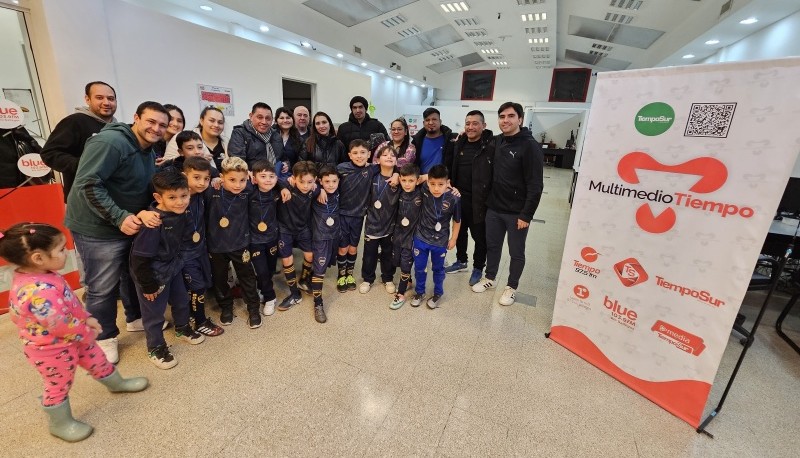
[272,107,305,167]
[301,111,346,168]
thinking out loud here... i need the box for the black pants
[210,249,260,313]
[454,197,487,269]
[250,242,277,303]
[361,236,395,284]
[485,208,530,290]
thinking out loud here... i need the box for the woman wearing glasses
[372,117,416,168]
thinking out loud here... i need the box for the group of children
[0,133,463,441]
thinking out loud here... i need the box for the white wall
[703,9,800,177]
[0,8,31,91]
[370,73,424,127]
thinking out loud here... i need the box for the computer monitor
[778,177,800,215]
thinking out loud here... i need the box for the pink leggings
[24,341,115,406]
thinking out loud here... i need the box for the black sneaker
[248,309,262,329]
[277,292,302,311]
[314,304,327,323]
[148,344,177,370]
[175,325,205,345]
[220,308,234,326]
[298,280,312,295]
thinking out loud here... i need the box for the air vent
[604,12,634,23]
[454,17,480,27]
[486,55,505,60]
[464,28,488,37]
[397,26,421,37]
[592,43,613,51]
[720,0,732,16]
[531,46,550,52]
[430,49,451,57]
[589,50,609,57]
[609,0,643,9]
[525,26,549,34]
[381,14,407,27]
[437,55,455,61]
[396,64,401,71]
[517,0,545,5]
[354,45,362,55]
[473,40,495,46]
[531,54,549,58]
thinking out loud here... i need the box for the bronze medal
[219,216,230,228]
[192,231,201,243]
[258,221,268,232]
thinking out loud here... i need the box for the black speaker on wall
[548,68,592,102]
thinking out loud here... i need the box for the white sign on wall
[198,84,234,116]
[0,99,24,129]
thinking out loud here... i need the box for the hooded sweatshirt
[486,128,544,223]
[65,122,156,239]
[40,107,116,201]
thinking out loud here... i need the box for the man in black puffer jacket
[337,96,388,151]
[471,102,544,307]
[228,102,278,169]
[445,110,494,286]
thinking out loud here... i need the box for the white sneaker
[499,286,516,306]
[126,318,144,332]
[359,282,372,294]
[262,299,276,316]
[472,278,497,293]
[126,318,168,331]
[384,282,396,294]
[97,337,119,364]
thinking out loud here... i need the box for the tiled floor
[1,167,799,456]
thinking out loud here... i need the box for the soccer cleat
[336,276,348,293]
[278,293,302,311]
[314,304,327,323]
[346,275,357,291]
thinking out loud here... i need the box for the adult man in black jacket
[228,102,278,169]
[41,81,117,202]
[411,107,456,180]
[445,110,494,287]
[337,96,388,150]
[472,102,544,306]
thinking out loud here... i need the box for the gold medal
[219,217,230,228]
[435,222,442,232]
[326,217,334,226]
[401,217,410,227]
[192,231,201,243]
[242,249,251,263]
[374,201,382,209]
[258,221,268,232]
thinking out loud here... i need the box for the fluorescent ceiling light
[704,39,719,45]
[259,25,270,32]
[441,2,469,13]
[396,75,402,79]
[522,12,546,22]
[361,62,368,67]
[409,80,414,83]
[336,53,343,58]
[421,84,426,87]
[199,5,212,11]
[682,54,695,59]
[379,69,386,73]
[739,17,758,25]
[300,41,311,48]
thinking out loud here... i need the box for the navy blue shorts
[393,244,414,273]
[182,254,213,292]
[278,228,312,258]
[312,239,335,276]
[339,215,364,248]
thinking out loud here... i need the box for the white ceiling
[158,0,800,87]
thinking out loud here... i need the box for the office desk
[543,148,576,169]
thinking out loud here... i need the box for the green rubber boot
[97,368,149,393]
[42,398,93,442]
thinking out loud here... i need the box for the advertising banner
[549,58,800,427]
[0,185,79,315]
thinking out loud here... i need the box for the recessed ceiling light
[704,39,719,45]
[409,80,414,83]
[300,41,311,48]
[739,17,758,25]
[336,53,343,58]
[361,62,368,67]
[259,25,270,32]
[421,84,426,88]
[682,54,695,59]
[200,5,212,11]
[396,75,402,79]
[379,69,386,73]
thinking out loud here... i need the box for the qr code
[684,103,736,138]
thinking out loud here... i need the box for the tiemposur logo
[635,102,675,136]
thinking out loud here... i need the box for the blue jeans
[72,233,141,340]
[413,237,447,296]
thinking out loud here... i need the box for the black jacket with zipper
[486,128,543,223]
[411,124,456,176]
[449,129,494,223]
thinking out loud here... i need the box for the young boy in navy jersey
[180,156,223,337]
[159,131,218,177]
[130,170,205,370]
[390,164,423,309]
[249,160,281,317]
[359,144,400,295]
[277,161,317,311]
[205,156,262,329]
[335,139,398,292]
[411,164,461,309]
[309,165,341,323]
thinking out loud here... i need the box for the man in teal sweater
[65,101,169,364]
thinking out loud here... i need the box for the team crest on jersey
[442,201,451,211]
[413,248,420,256]
[414,197,422,206]
[362,170,369,177]
[318,257,327,266]
[269,246,278,255]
